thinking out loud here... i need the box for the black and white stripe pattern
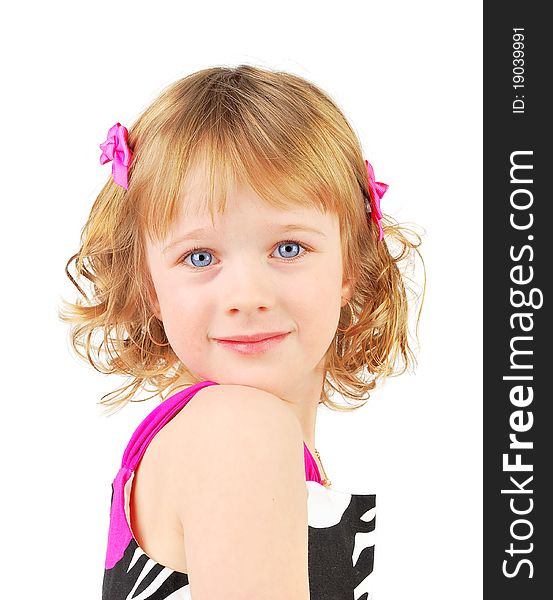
[103,481,375,599]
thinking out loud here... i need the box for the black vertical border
[484,2,551,597]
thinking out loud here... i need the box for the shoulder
[165,382,307,492]
[179,383,300,431]
[163,383,305,475]
[170,385,306,530]
[165,384,310,596]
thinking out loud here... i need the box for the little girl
[62,64,422,600]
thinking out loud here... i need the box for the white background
[1,1,482,598]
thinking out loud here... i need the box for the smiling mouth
[214,331,290,343]
[213,332,290,355]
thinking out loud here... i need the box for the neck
[280,368,325,448]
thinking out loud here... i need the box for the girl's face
[145,167,353,400]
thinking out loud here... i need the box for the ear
[340,277,354,306]
[151,297,162,321]
[146,279,162,320]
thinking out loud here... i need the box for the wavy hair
[60,64,425,414]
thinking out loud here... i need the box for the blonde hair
[60,64,425,414]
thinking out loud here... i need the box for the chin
[202,369,286,396]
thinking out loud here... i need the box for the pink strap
[122,380,217,471]
[304,443,322,483]
[121,380,322,482]
[105,380,321,569]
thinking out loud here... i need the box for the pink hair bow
[364,159,389,241]
[99,122,133,190]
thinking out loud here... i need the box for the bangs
[128,67,364,242]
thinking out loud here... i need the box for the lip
[213,331,290,356]
[215,331,290,343]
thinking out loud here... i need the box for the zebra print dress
[102,380,376,600]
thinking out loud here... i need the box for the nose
[220,255,276,315]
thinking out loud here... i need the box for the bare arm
[172,384,310,600]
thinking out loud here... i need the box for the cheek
[163,297,201,329]
[292,268,342,338]
[155,283,208,355]
[162,307,205,369]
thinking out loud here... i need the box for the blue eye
[275,241,302,259]
[186,249,214,268]
[180,240,309,269]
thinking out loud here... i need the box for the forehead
[173,192,337,248]
[143,164,341,256]
[139,149,344,247]
[176,157,330,225]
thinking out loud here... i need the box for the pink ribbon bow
[364,159,389,241]
[99,122,133,190]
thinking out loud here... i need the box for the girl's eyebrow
[163,224,326,253]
